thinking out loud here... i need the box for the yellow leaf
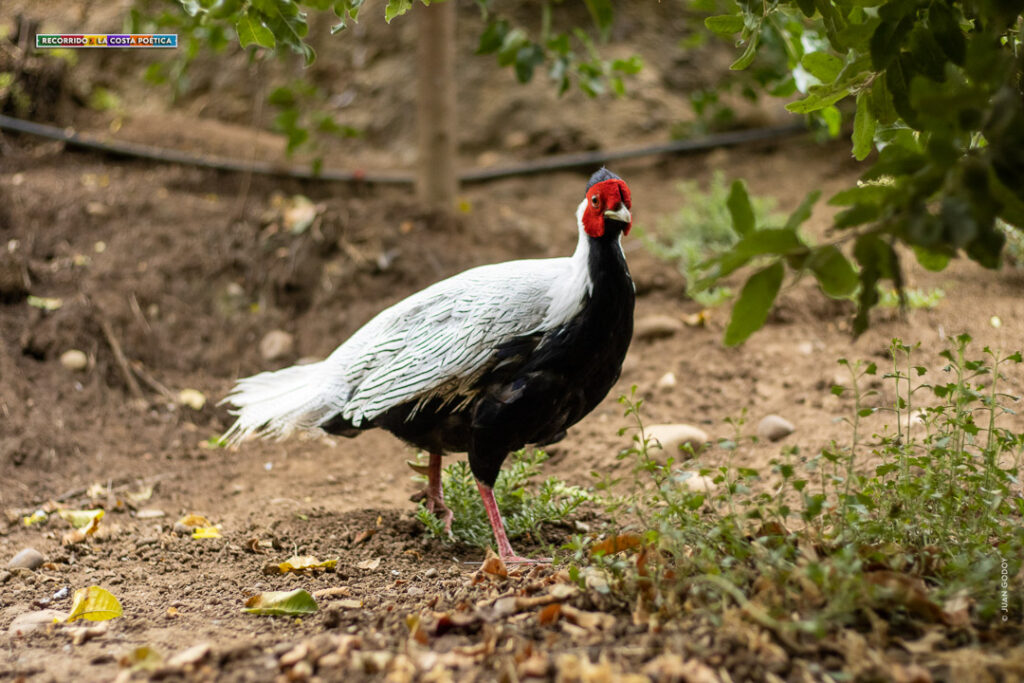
[58,508,105,529]
[277,555,338,574]
[176,514,211,529]
[66,586,123,622]
[22,510,48,526]
[177,389,207,410]
[192,526,221,539]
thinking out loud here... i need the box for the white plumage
[222,199,600,444]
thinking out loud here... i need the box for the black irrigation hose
[0,114,807,184]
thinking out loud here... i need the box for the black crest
[586,167,621,191]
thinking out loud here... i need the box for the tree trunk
[416,0,458,212]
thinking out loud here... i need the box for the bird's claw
[426,497,455,537]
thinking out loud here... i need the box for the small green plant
[416,449,592,550]
[580,336,1023,634]
[639,172,778,307]
[878,287,946,310]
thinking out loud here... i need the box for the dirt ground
[2,3,1023,682]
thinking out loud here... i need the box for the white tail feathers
[220,362,341,446]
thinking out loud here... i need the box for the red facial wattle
[582,179,633,238]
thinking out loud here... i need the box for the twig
[48,472,173,505]
[87,296,145,401]
[130,360,177,403]
[128,292,152,336]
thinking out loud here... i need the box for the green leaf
[786,86,849,114]
[808,245,858,298]
[912,246,950,272]
[705,14,744,37]
[514,43,544,83]
[384,0,412,23]
[785,190,821,230]
[801,52,843,82]
[724,261,785,347]
[730,32,759,71]
[267,85,295,107]
[477,19,507,54]
[726,180,755,236]
[243,588,318,616]
[583,0,614,39]
[235,14,275,48]
[928,1,965,65]
[821,104,841,137]
[852,91,875,161]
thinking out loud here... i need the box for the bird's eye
[590,195,600,208]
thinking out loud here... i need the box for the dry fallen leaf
[58,508,104,529]
[120,645,164,672]
[481,548,508,578]
[66,586,123,623]
[356,557,381,571]
[538,603,562,626]
[243,589,318,616]
[352,529,376,545]
[590,532,644,557]
[191,526,221,539]
[61,512,104,545]
[274,555,338,575]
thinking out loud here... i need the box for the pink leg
[475,480,549,564]
[425,453,454,535]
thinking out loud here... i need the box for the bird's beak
[603,204,631,224]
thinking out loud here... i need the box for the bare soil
[2,3,1023,682]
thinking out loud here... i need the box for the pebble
[757,415,795,442]
[644,424,709,459]
[677,472,717,492]
[656,372,677,390]
[260,330,294,361]
[8,609,68,636]
[8,548,44,570]
[423,567,438,579]
[167,643,212,668]
[59,349,88,371]
[633,315,684,341]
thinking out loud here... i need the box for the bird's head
[581,168,632,239]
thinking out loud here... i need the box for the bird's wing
[323,258,570,426]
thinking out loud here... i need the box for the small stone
[167,643,212,668]
[757,415,795,442]
[8,609,68,635]
[407,586,425,598]
[796,341,814,355]
[677,472,717,492]
[634,315,684,341]
[177,389,206,411]
[8,548,44,570]
[656,372,677,390]
[60,349,88,371]
[260,330,294,362]
[423,567,438,579]
[644,424,708,460]
[504,131,529,148]
[136,509,166,519]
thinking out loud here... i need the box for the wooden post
[416,0,458,212]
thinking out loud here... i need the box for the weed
[416,449,592,550]
[579,335,1023,633]
[878,287,946,310]
[638,172,778,307]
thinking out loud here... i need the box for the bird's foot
[426,497,454,537]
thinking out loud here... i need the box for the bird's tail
[220,362,340,446]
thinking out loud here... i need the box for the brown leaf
[537,603,561,626]
[352,529,376,545]
[864,571,945,623]
[590,532,644,557]
[481,548,508,578]
[560,605,615,632]
[642,654,721,683]
[356,558,381,571]
[313,587,352,600]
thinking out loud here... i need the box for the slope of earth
[2,3,1023,682]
